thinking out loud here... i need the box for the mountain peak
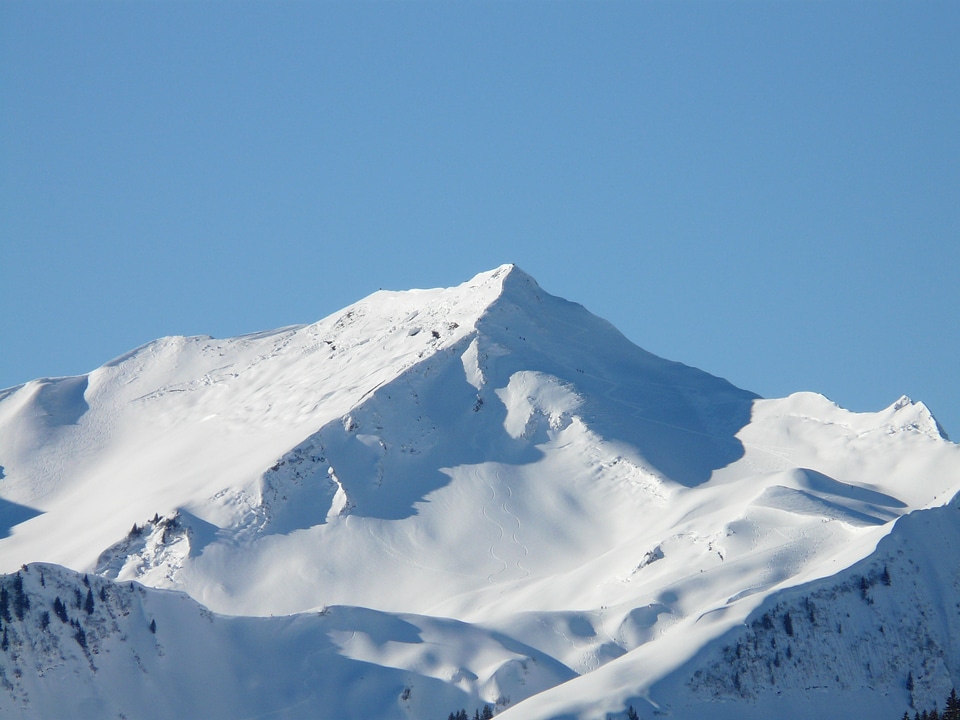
[886,395,949,440]
[462,263,541,300]
[3,267,960,720]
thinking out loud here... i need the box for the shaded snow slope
[1,265,958,719]
[498,491,960,720]
[0,564,572,720]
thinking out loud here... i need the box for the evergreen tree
[53,596,68,623]
[945,689,960,720]
[481,705,494,720]
[0,586,10,623]
[627,706,640,720]
[149,618,157,634]
[12,574,28,619]
[84,588,95,614]
[783,612,794,637]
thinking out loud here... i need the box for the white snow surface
[0,264,958,719]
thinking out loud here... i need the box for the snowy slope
[499,488,960,720]
[0,563,572,719]
[0,265,958,719]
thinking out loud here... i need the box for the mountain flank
[1,266,957,719]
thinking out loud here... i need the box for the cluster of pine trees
[0,572,32,650]
[0,573,30,623]
[446,705,494,720]
[49,575,100,649]
[902,688,960,720]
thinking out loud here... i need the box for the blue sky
[2,2,958,436]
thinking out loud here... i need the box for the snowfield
[0,265,957,719]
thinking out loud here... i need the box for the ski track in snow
[361,520,459,580]
[480,469,508,583]
[479,467,531,584]
[596,377,725,443]
[496,469,530,580]
[238,697,313,720]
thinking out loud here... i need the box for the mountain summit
[0,267,958,719]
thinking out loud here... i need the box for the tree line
[446,705,494,720]
[900,688,960,720]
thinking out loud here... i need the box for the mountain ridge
[0,266,957,719]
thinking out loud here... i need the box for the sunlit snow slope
[0,265,957,719]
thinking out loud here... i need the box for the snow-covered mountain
[0,265,957,719]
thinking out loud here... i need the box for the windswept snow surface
[0,265,958,719]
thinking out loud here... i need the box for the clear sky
[2,2,958,437]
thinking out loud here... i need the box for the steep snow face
[0,266,512,570]
[92,264,769,619]
[0,264,762,610]
[1,265,958,720]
